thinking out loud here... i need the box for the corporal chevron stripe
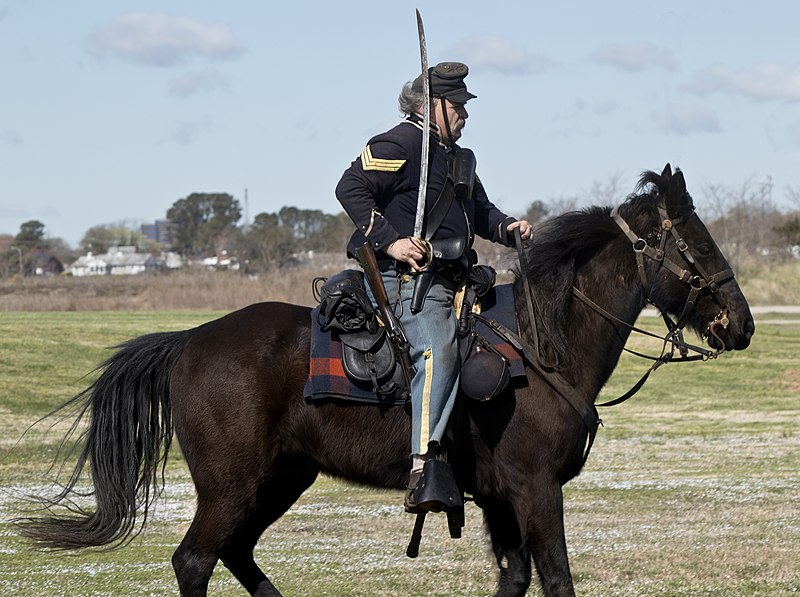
[360,145,406,172]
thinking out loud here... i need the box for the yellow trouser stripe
[419,348,433,451]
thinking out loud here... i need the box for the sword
[413,9,430,239]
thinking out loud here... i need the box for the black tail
[17,329,191,549]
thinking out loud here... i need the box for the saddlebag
[340,328,397,391]
[316,270,405,395]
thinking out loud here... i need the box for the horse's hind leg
[220,460,320,596]
[172,458,319,597]
[172,513,222,597]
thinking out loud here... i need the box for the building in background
[67,246,182,276]
[140,220,173,248]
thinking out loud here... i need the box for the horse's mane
[515,169,674,371]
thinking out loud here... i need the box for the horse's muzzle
[706,307,754,352]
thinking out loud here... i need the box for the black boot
[404,469,424,513]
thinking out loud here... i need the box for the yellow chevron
[360,145,405,172]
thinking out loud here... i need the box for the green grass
[0,311,798,596]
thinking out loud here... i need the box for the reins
[502,229,600,464]
[571,286,713,408]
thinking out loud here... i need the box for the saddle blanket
[303,283,525,406]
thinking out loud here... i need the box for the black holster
[409,247,475,314]
[410,268,437,314]
[457,264,496,336]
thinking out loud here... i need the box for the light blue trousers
[373,268,460,458]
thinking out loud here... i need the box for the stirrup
[407,459,463,513]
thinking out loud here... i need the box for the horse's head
[616,164,754,352]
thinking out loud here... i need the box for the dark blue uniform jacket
[336,115,516,257]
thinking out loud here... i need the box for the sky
[1,0,798,247]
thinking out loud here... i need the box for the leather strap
[472,313,600,465]
[422,178,455,240]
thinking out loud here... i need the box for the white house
[67,246,182,276]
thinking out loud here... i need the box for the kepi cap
[412,61,477,104]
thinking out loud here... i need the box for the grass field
[0,310,798,596]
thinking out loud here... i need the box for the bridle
[609,200,734,342]
[570,197,736,407]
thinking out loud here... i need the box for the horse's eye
[696,243,713,257]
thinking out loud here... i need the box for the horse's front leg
[522,479,575,597]
[483,502,532,597]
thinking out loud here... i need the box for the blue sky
[1,0,798,246]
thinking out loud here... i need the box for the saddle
[306,267,525,406]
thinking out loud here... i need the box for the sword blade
[414,9,430,239]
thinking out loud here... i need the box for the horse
[19,165,754,597]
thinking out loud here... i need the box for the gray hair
[398,81,424,116]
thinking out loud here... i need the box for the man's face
[434,98,469,144]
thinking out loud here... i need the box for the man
[336,62,532,512]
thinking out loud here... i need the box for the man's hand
[386,237,428,272]
[507,220,533,241]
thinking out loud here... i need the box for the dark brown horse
[20,165,754,596]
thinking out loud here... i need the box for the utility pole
[9,246,23,277]
[243,188,250,233]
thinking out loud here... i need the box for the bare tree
[786,185,800,211]
[700,176,787,271]
[583,172,625,206]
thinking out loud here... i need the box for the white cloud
[168,117,211,145]
[656,103,722,135]
[445,35,551,75]
[591,42,678,72]
[592,101,619,116]
[684,63,800,102]
[574,99,619,116]
[0,204,30,218]
[790,123,800,148]
[86,12,244,68]
[0,129,23,146]
[765,107,800,152]
[169,69,230,97]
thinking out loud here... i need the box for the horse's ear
[661,163,672,179]
[665,169,688,213]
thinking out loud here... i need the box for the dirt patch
[785,369,800,392]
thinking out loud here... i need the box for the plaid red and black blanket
[303,283,524,406]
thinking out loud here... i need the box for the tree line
[2,178,799,279]
[0,193,356,278]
